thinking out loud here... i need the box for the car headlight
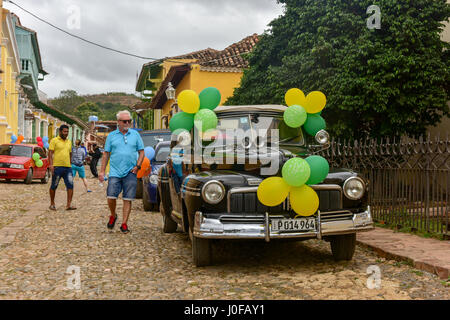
[149,174,158,185]
[10,164,24,169]
[201,180,225,204]
[343,177,365,200]
[315,130,329,145]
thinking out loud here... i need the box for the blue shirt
[105,129,144,178]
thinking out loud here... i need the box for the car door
[37,147,48,178]
[33,147,46,178]
[168,156,183,224]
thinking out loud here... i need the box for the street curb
[356,239,449,280]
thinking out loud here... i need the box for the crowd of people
[47,110,144,234]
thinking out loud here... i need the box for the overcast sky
[4,0,284,99]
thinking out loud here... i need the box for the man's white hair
[116,110,131,120]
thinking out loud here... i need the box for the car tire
[192,235,211,267]
[142,186,152,212]
[135,178,143,199]
[41,169,50,184]
[330,233,356,261]
[161,200,177,233]
[24,168,33,184]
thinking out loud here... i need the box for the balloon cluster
[136,146,155,178]
[32,152,44,168]
[284,88,327,136]
[256,88,331,217]
[11,135,24,144]
[169,87,221,133]
[36,136,49,149]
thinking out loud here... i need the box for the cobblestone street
[0,175,448,300]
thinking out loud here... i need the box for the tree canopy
[226,0,450,139]
[74,102,101,122]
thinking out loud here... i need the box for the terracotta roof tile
[167,34,259,69]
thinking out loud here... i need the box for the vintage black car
[158,105,374,266]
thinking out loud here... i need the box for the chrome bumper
[193,207,374,241]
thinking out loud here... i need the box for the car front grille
[228,185,343,215]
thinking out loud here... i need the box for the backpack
[71,147,85,166]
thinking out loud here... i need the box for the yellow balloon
[178,90,200,114]
[257,177,290,207]
[285,88,306,107]
[304,91,327,114]
[289,185,319,216]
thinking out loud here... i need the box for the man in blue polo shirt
[99,110,145,234]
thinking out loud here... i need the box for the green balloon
[36,160,43,168]
[199,87,221,110]
[169,112,195,132]
[284,105,307,128]
[305,155,330,185]
[194,109,218,132]
[32,153,40,161]
[282,157,311,187]
[304,114,326,136]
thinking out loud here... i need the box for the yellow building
[0,2,20,144]
[135,34,259,129]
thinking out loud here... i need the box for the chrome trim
[343,177,366,200]
[317,210,322,240]
[227,187,258,213]
[193,207,373,240]
[201,180,225,204]
[183,190,201,197]
[311,184,343,209]
[227,185,344,213]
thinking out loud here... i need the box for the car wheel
[192,235,211,267]
[24,168,33,184]
[135,178,143,199]
[330,233,356,261]
[142,186,152,212]
[41,169,50,184]
[161,200,177,233]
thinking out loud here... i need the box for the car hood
[0,155,30,165]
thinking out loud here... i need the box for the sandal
[49,205,56,211]
[66,206,77,210]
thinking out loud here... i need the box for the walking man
[89,144,102,178]
[99,110,145,233]
[71,139,92,193]
[48,124,76,210]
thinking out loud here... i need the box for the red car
[0,144,50,184]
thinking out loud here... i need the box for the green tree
[74,102,101,122]
[226,0,450,139]
[50,90,86,113]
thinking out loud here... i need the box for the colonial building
[0,5,20,144]
[135,34,259,129]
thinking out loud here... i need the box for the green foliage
[51,90,86,113]
[226,0,450,139]
[74,102,101,122]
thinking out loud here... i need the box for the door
[34,147,47,178]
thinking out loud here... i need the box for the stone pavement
[0,173,448,299]
[357,228,450,280]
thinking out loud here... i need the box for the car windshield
[141,134,171,148]
[203,114,304,147]
[155,147,170,162]
[0,145,32,157]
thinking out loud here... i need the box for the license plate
[271,218,316,232]
[0,170,6,174]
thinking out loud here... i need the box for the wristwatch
[136,165,141,170]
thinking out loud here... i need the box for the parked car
[158,105,374,266]
[142,141,171,211]
[136,130,172,199]
[0,144,50,184]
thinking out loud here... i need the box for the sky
[4,0,284,99]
